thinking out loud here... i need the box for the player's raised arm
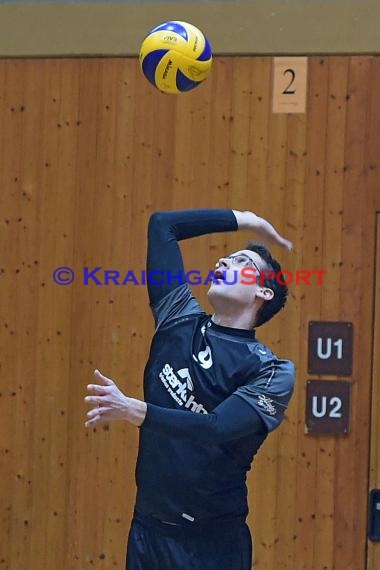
[146,209,238,307]
[146,209,292,330]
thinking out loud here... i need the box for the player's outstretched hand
[233,210,293,251]
[84,369,129,427]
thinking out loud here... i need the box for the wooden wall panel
[368,215,380,569]
[0,56,379,570]
[336,56,374,570]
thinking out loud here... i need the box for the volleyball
[139,21,213,94]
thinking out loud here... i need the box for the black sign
[305,380,351,435]
[308,321,353,375]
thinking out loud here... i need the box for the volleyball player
[85,209,295,569]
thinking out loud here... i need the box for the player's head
[207,242,288,328]
[244,242,288,326]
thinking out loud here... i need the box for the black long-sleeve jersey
[135,210,295,526]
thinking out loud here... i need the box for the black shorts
[126,511,253,570]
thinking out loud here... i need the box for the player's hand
[84,369,129,427]
[255,214,293,251]
[233,210,293,251]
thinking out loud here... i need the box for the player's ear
[256,287,274,301]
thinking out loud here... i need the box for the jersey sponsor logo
[257,394,277,416]
[192,346,213,369]
[159,364,208,414]
[192,324,213,369]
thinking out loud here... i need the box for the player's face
[207,249,271,308]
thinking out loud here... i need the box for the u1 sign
[308,321,353,375]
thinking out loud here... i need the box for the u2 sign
[306,380,351,435]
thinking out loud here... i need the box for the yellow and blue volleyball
[139,21,213,94]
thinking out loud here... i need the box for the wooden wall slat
[275,112,308,570]
[292,57,329,570]
[313,55,349,570]
[0,56,379,570]
[366,56,380,570]
[334,56,373,570]
[368,215,380,569]
[0,61,19,570]
[14,61,45,570]
[356,56,379,570]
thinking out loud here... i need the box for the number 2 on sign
[273,57,307,113]
[283,69,296,95]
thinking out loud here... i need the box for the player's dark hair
[245,242,288,327]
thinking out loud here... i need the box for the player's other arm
[85,361,295,442]
[140,358,295,442]
[84,369,262,438]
